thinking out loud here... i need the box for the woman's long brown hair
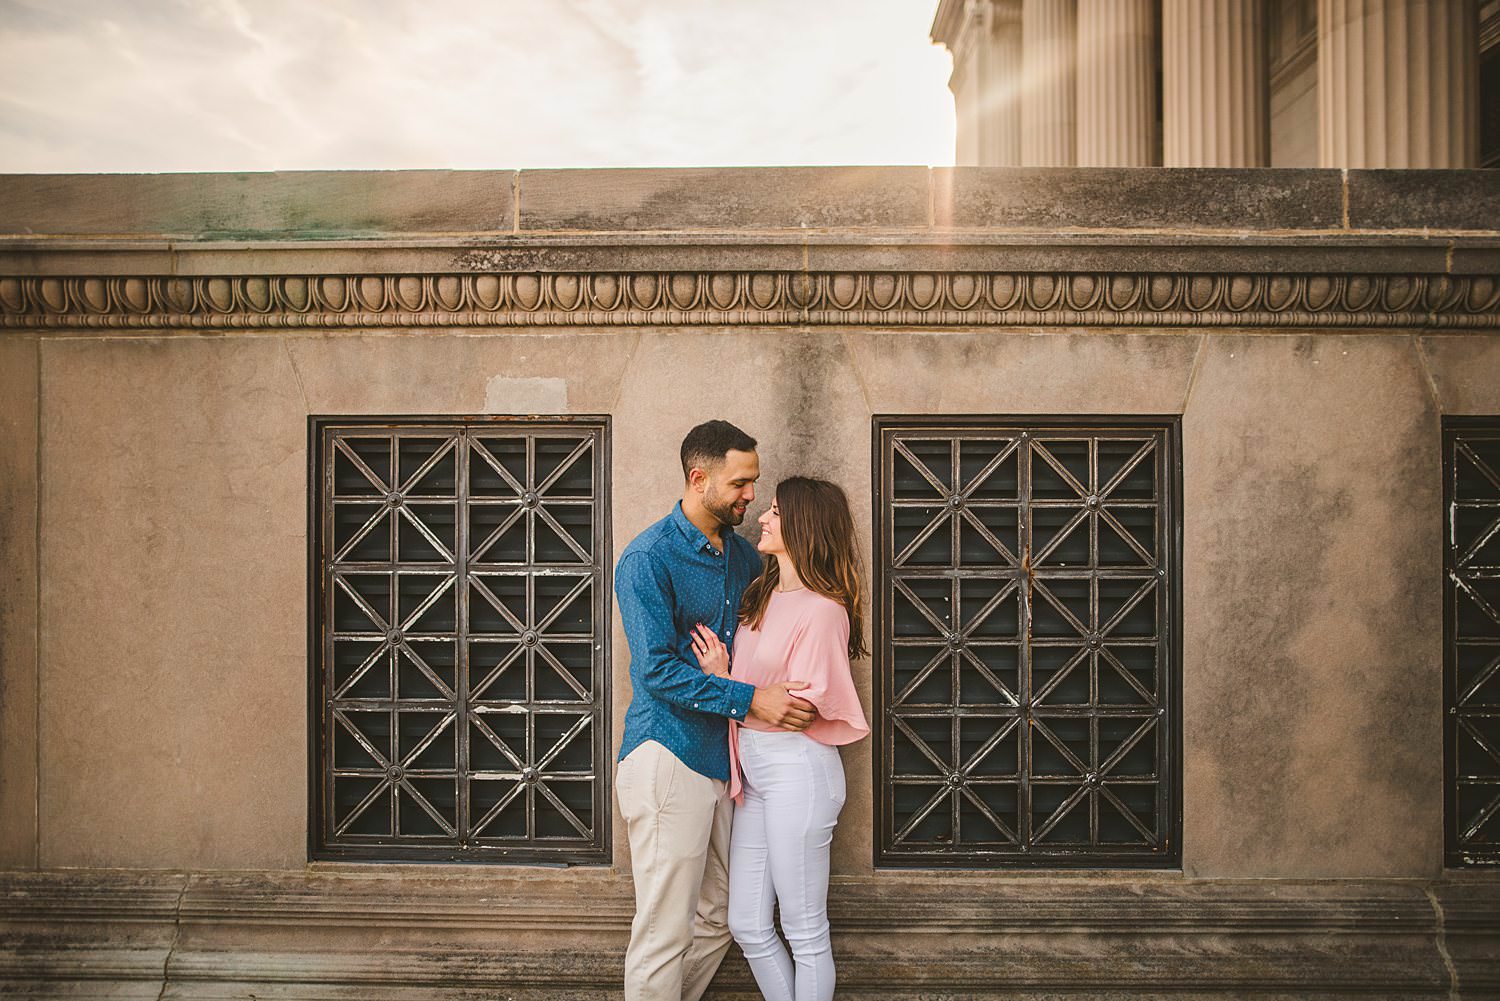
[739,476,869,660]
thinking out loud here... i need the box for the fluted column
[1021,0,1077,166]
[1076,0,1159,166]
[1162,0,1269,166]
[1317,0,1479,167]
[981,0,1024,165]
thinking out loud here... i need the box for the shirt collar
[671,500,734,553]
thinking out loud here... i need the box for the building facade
[934,0,1498,168]
[0,166,1498,997]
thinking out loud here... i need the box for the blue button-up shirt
[616,502,760,781]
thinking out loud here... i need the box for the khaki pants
[616,740,734,1001]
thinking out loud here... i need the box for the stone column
[1021,0,1078,166]
[1162,0,1269,166]
[982,0,1024,165]
[1076,0,1159,166]
[1317,0,1479,167]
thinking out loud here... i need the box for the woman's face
[756,496,786,556]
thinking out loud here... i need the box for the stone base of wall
[3,870,1498,999]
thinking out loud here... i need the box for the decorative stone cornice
[2,269,1498,330]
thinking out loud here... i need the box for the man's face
[699,448,760,527]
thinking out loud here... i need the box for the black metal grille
[310,417,609,863]
[874,418,1180,868]
[1445,418,1500,866]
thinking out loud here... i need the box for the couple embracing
[615,420,870,1001]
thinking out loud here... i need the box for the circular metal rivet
[1087,772,1099,785]
[521,767,538,783]
[949,495,964,509]
[387,491,403,507]
[522,491,539,508]
[522,630,539,646]
[947,772,963,787]
[948,632,963,649]
[388,630,403,645]
[1088,634,1101,649]
[1086,495,1099,508]
[387,765,403,781]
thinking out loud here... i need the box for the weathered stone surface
[0,171,515,237]
[0,335,38,869]
[1181,334,1442,878]
[1416,335,1500,414]
[842,328,1202,414]
[519,167,931,231]
[932,167,1345,230]
[282,329,638,416]
[37,337,309,868]
[1346,170,1500,232]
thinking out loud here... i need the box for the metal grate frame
[1445,416,1500,867]
[873,416,1182,869]
[308,415,611,864]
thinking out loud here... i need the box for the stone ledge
[2,168,1498,239]
[3,870,1497,999]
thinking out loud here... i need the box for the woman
[690,475,870,1001]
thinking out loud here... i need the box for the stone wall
[1,167,1497,998]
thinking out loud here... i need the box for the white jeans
[727,727,846,1001]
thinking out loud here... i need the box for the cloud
[0,0,954,171]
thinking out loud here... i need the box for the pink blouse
[725,588,870,802]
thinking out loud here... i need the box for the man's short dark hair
[680,420,757,480]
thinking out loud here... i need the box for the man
[615,419,816,1001]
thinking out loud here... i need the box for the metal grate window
[1446,418,1500,866]
[309,417,610,863]
[874,418,1180,868]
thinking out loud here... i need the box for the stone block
[1346,170,1500,232]
[0,170,515,237]
[519,167,930,231]
[37,337,309,868]
[283,329,638,416]
[1416,335,1500,414]
[1181,334,1442,878]
[0,334,38,868]
[842,328,1202,415]
[932,167,1344,231]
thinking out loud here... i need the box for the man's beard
[703,488,745,527]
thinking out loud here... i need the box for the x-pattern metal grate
[1446,419,1500,866]
[311,417,609,863]
[875,419,1180,867]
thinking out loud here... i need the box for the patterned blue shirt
[616,502,760,781]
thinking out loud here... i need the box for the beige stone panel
[38,337,309,868]
[607,328,875,875]
[1415,335,1500,414]
[1182,334,1441,877]
[0,334,39,867]
[281,330,638,416]
[842,329,1203,414]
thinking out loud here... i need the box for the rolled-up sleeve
[616,550,755,719]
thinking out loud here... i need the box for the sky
[0,0,956,173]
